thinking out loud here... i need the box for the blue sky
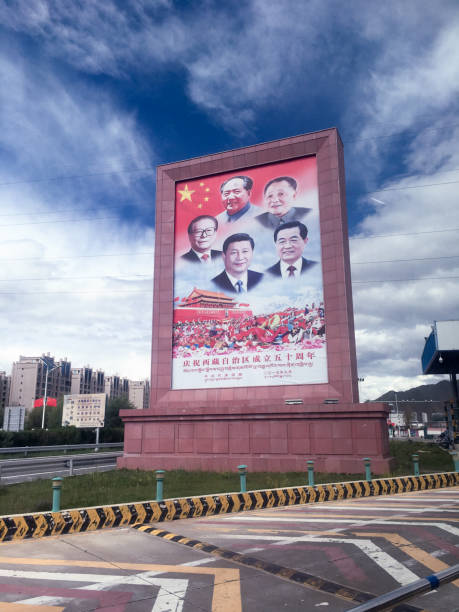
[1,0,458,399]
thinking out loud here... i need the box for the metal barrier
[350,564,459,611]
[0,442,123,457]
[0,451,122,484]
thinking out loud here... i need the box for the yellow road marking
[192,525,340,536]
[0,606,64,611]
[0,557,241,612]
[354,532,459,588]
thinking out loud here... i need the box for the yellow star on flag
[178,184,195,202]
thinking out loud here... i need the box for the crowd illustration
[172,303,325,357]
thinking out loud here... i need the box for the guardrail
[350,564,459,611]
[0,442,123,457]
[0,451,123,484]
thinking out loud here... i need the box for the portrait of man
[255,176,311,229]
[212,233,263,293]
[180,215,222,263]
[266,221,317,278]
[216,175,259,225]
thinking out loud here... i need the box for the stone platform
[118,401,393,474]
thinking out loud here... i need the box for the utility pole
[38,358,60,429]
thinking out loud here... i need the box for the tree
[104,396,134,429]
[25,401,62,430]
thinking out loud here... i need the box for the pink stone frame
[152,129,358,412]
[119,129,393,474]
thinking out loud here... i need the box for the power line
[1,274,458,294]
[0,274,152,282]
[352,275,459,284]
[343,122,459,145]
[0,166,154,187]
[0,216,120,228]
[1,169,458,219]
[2,254,458,281]
[358,179,459,196]
[0,204,127,218]
[0,122,458,191]
[0,289,153,295]
[0,251,154,262]
[351,255,459,265]
[350,228,459,240]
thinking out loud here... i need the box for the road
[0,486,457,610]
[0,451,121,484]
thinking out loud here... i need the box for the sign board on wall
[62,393,106,428]
[172,156,327,389]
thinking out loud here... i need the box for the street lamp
[38,357,60,429]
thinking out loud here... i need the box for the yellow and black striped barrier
[0,471,458,543]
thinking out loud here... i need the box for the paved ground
[0,486,457,611]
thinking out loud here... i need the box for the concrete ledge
[0,471,457,543]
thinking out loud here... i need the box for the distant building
[6,354,148,412]
[128,380,150,410]
[3,406,25,432]
[0,371,11,411]
[104,375,130,400]
[9,354,71,411]
[71,367,105,395]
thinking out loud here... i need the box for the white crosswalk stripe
[216,534,419,585]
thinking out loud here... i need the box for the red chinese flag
[34,398,43,408]
[47,397,57,407]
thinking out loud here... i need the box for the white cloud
[0,52,155,380]
[1,1,459,400]
[351,158,459,399]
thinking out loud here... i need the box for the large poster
[172,156,327,389]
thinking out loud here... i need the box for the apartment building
[71,367,105,395]
[104,375,130,400]
[0,371,11,411]
[128,380,150,410]
[7,355,148,411]
[9,355,72,411]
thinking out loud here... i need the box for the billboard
[62,393,106,428]
[172,156,327,389]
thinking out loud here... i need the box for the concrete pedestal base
[118,402,394,475]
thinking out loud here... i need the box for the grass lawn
[0,440,454,516]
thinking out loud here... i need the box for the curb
[1,471,458,543]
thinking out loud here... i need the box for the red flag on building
[34,398,43,408]
[47,397,57,407]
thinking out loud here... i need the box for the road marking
[19,581,187,612]
[224,512,459,522]
[216,534,418,585]
[0,605,64,611]
[133,525,376,604]
[354,532,459,587]
[18,573,189,611]
[0,569,187,587]
[223,516,459,536]
[302,505,459,513]
[354,497,459,502]
[0,558,241,612]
